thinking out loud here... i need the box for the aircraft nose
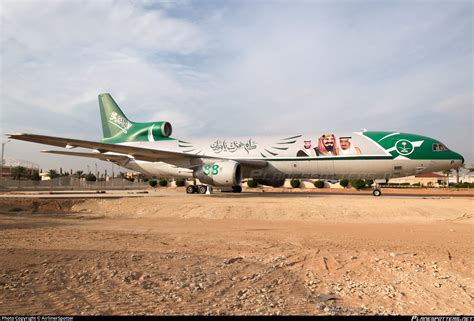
[451,152,464,168]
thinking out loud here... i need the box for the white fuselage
[112,132,458,181]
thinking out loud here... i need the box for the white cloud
[1,0,209,117]
[1,0,472,169]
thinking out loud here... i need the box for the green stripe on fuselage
[363,131,461,161]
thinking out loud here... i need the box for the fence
[0,177,150,191]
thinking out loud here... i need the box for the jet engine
[194,160,242,187]
[147,121,173,138]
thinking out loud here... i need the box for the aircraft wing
[8,133,268,169]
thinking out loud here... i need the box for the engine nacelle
[129,121,173,142]
[147,121,172,138]
[194,161,242,187]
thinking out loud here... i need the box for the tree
[31,170,41,181]
[149,180,158,188]
[442,169,452,187]
[159,179,168,187]
[75,170,84,178]
[365,179,374,187]
[11,166,28,180]
[48,169,60,179]
[85,173,96,182]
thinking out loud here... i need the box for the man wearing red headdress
[316,134,339,156]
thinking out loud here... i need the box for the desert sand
[0,192,472,315]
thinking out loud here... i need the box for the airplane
[8,93,464,196]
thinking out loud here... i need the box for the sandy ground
[0,193,472,315]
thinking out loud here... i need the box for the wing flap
[42,150,131,162]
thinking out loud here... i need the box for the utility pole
[1,140,11,178]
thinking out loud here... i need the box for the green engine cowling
[102,120,173,143]
[128,121,173,142]
[194,161,242,187]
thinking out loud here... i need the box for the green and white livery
[8,93,464,195]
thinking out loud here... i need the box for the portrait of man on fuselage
[297,139,317,157]
[315,134,339,156]
[339,136,362,155]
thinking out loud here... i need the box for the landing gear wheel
[198,185,208,194]
[372,189,382,197]
[232,185,242,193]
[186,185,196,194]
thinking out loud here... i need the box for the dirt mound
[0,198,84,214]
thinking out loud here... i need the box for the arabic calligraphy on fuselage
[210,139,257,154]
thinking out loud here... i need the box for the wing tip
[7,133,26,137]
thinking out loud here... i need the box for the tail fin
[99,93,134,140]
[98,93,173,143]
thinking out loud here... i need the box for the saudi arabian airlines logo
[386,139,424,157]
[109,111,132,134]
[395,139,414,156]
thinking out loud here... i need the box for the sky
[1,0,473,173]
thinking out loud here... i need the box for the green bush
[149,180,158,187]
[290,179,300,188]
[85,173,96,182]
[314,180,324,188]
[454,182,474,188]
[412,182,421,187]
[339,179,349,188]
[175,178,185,187]
[365,179,374,187]
[159,179,168,187]
[247,179,258,188]
[350,179,366,190]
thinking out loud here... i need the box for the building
[1,158,40,178]
[389,172,446,187]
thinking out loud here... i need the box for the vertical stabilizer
[98,93,174,143]
[98,93,134,140]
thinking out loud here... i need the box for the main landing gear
[186,185,213,194]
[186,185,242,194]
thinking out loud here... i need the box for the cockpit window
[432,143,449,151]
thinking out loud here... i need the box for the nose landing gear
[372,188,382,196]
[372,181,382,196]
